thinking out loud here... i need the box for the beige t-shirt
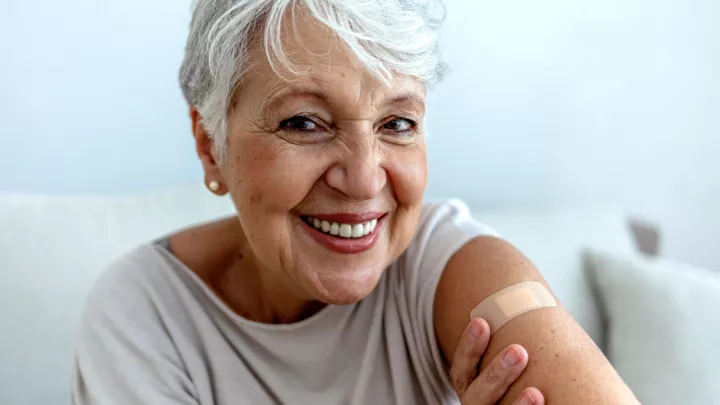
[71,200,497,405]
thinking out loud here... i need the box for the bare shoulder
[433,236,547,364]
[433,236,639,404]
[167,216,241,279]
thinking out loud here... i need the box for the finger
[462,344,529,403]
[511,387,545,405]
[449,318,491,397]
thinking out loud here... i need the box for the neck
[222,257,327,324]
[211,219,327,325]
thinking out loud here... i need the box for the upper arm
[433,236,638,404]
[71,261,199,405]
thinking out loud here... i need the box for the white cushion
[586,250,720,405]
[0,184,235,405]
[476,207,637,348]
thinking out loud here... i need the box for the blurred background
[2,0,718,270]
[1,1,720,404]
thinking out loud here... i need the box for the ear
[190,107,228,195]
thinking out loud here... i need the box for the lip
[307,212,385,224]
[299,215,384,254]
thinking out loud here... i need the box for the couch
[0,184,640,405]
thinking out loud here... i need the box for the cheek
[384,144,428,206]
[383,144,427,257]
[226,138,326,212]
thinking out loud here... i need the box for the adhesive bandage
[469,281,557,334]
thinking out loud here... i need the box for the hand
[450,318,545,405]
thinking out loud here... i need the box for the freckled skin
[185,8,429,322]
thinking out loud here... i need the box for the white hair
[179,0,447,160]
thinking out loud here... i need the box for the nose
[325,140,387,201]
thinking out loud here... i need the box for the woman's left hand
[450,317,545,405]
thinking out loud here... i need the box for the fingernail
[519,392,537,405]
[502,346,522,367]
[468,320,482,340]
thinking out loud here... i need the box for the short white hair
[179,0,447,160]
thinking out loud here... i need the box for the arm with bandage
[434,236,640,404]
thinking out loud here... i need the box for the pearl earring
[208,180,220,192]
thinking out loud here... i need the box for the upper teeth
[307,217,378,238]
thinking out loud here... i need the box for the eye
[279,116,321,132]
[276,115,333,144]
[381,117,417,136]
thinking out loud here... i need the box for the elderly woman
[71,1,639,404]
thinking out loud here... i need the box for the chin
[308,264,387,305]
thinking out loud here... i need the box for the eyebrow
[262,87,426,113]
[387,93,426,113]
[263,88,330,113]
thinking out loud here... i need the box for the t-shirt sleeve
[71,254,199,405]
[393,199,499,401]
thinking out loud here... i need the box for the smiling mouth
[301,216,379,239]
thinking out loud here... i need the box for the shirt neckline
[150,243,350,332]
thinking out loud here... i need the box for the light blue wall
[1,0,198,193]
[1,0,719,268]
[425,0,720,269]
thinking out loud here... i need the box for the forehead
[236,6,425,108]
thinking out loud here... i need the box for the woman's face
[208,17,427,305]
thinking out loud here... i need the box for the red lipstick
[309,212,384,223]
